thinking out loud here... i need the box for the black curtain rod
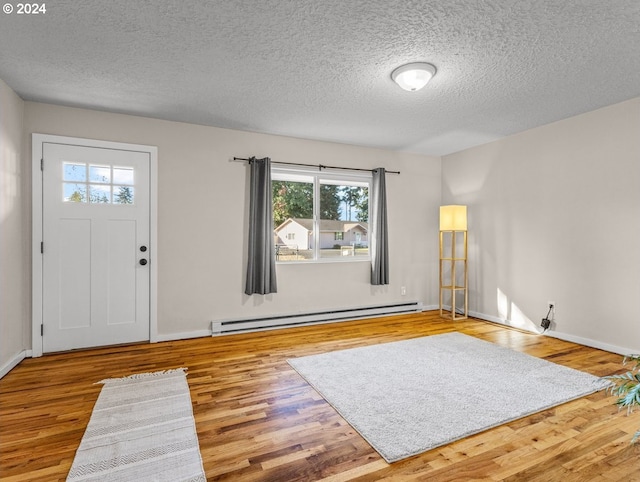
[233,157,400,175]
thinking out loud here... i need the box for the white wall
[442,98,640,354]
[22,102,441,341]
[0,79,27,375]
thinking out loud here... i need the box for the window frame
[62,162,136,205]
[272,165,372,264]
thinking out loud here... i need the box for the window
[272,166,370,262]
[63,162,135,204]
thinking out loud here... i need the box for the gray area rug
[287,332,610,462]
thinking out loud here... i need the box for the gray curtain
[371,167,389,285]
[245,157,277,295]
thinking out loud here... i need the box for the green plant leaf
[606,355,640,444]
[623,354,640,370]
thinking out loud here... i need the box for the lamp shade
[440,205,467,231]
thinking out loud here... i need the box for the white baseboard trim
[470,311,551,336]
[544,331,636,357]
[155,329,212,343]
[0,350,28,379]
[422,304,439,311]
[469,310,635,356]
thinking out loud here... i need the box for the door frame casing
[32,134,158,357]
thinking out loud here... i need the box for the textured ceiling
[1,1,639,156]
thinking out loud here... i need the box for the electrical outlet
[541,301,554,331]
[401,286,407,296]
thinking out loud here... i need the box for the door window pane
[63,163,87,182]
[113,167,134,185]
[89,185,111,203]
[113,186,135,204]
[62,162,135,205]
[89,165,111,183]
[63,183,87,203]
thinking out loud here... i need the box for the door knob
[140,246,147,252]
[139,259,148,266]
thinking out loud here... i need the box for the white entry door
[41,142,151,352]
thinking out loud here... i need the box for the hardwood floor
[1,311,639,481]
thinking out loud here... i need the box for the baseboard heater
[211,301,423,336]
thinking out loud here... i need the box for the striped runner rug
[67,368,205,482]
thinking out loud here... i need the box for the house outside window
[272,166,370,262]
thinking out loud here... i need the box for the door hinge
[41,158,43,171]
[41,324,44,336]
[41,242,44,254]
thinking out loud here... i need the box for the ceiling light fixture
[391,62,437,91]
